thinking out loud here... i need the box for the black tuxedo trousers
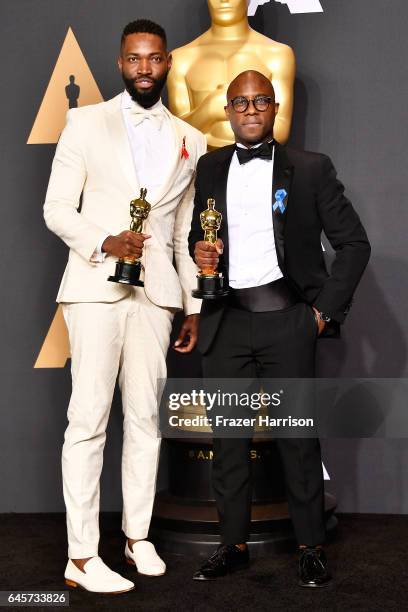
[202,301,326,546]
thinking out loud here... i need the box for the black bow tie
[235,141,273,165]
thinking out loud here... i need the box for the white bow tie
[129,105,164,130]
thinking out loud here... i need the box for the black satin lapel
[272,144,293,270]
[214,147,234,278]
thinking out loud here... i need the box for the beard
[122,71,169,109]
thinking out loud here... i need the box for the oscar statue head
[207,0,249,26]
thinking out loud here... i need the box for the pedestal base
[151,492,337,557]
[151,439,337,557]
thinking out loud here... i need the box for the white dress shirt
[121,89,173,197]
[226,143,283,289]
[92,90,173,261]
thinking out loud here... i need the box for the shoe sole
[193,562,250,581]
[125,557,166,577]
[65,579,135,594]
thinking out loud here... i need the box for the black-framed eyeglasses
[227,95,274,113]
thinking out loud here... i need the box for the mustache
[134,76,155,84]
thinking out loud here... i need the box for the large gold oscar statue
[167,0,295,148]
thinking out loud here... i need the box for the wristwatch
[317,311,331,323]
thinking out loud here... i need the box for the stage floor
[0,513,406,611]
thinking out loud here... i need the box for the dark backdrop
[1,0,407,513]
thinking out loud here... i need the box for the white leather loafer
[125,540,166,576]
[64,557,135,594]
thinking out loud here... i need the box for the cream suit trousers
[62,289,173,558]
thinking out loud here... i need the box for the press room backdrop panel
[1,0,407,512]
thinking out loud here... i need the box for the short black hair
[121,19,167,48]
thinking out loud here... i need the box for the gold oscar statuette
[108,187,151,286]
[168,0,295,149]
[192,198,229,299]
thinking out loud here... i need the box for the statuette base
[192,274,229,300]
[108,260,144,287]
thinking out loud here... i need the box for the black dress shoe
[298,547,332,587]
[193,544,250,581]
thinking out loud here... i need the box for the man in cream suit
[44,20,206,594]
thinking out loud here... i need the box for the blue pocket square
[273,189,288,214]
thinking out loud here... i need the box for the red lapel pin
[181,136,189,159]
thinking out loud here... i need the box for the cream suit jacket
[44,94,207,315]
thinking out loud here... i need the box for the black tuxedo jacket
[188,143,371,354]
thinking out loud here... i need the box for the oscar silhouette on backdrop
[65,75,80,108]
[168,0,295,148]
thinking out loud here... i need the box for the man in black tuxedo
[189,70,370,587]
